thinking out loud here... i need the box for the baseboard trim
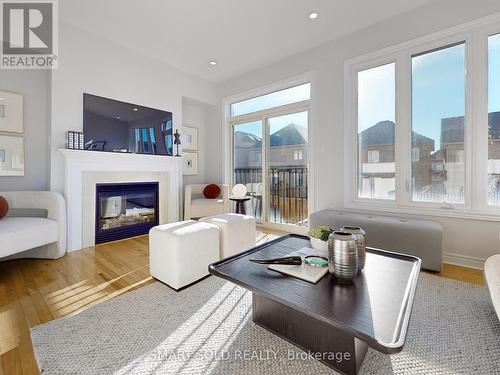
[443,252,486,270]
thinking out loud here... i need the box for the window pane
[233,121,262,219]
[357,63,396,200]
[268,111,308,226]
[411,43,465,204]
[488,34,500,205]
[231,83,310,116]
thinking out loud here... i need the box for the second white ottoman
[149,220,219,290]
[200,213,256,259]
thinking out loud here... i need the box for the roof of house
[234,123,308,149]
[359,121,434,149]
[270,123,307,147]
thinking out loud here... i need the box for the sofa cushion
[485,254,500,320]
[191,198,224,206]
[203,184,221,199]
[0,196,9,219]
[0,217,59,258]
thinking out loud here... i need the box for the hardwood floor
[0,229,484,375]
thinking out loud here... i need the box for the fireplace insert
[95,182,159,244]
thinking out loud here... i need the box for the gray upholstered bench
[309,210,443,271]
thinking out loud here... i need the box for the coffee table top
[209,234,421,354]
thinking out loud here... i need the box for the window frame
[355,60,397,201]
[345,16,500,221]
[222,73,314,232]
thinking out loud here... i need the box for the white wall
[50,22,217,193]
[215,0,500,267]
[0,70,50,191]
[182,97,220,187]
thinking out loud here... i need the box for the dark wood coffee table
[209,234,421,375]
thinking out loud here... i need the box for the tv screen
[83,93,173,156]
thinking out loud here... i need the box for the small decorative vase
[328,231,358,284]
[310,237,329,252]
[341,226,366,272]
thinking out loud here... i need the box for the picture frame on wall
[182,151,199,176]
[0,134,24,176]
[0,91,24,133]
[181,126,198,151]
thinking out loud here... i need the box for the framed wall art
[0,134,24,176]
[180,126,198,151]
[0,91,23,133]
[182,151,199,176]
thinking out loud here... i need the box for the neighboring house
[431,116,465,201]
[234,123,308,169]
[358,112,500,202]
[233,131,262,169]
[358,121,434,198]
[488,111,500,202]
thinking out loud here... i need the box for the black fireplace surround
[95,182,159,244]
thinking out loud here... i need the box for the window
[367,150,380,163]
[228,81,310,227]
[141,128,150,153]
[345,18,500,218]
[488,34,500,205]
[357,63,396,200]
[412,148,420,162]
[230,83,310,117]
[411,43,465,204]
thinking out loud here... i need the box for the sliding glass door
[232,111,309,227]
[232,121,263,220]
[268,111,308,226]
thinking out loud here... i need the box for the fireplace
[95,182,159,244]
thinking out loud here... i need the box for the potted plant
[308,226,333,251]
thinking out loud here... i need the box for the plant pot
[310,237,328,252]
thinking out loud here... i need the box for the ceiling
[60,0,437,83]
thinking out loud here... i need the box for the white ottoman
[149,220,219,290]
[200,213,256,259]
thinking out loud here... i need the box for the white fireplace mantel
[59,149,183,251]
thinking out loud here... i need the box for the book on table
[268,247,329,284]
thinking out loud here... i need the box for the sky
[489,34,500,114]
[231,83,310,117]
[358,35,500,148]
[230,35,500,148]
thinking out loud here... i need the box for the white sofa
[0,191,66,260]
[485,255,500,320]
[184,184,229,220]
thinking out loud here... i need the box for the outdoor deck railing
[234,166,308,226]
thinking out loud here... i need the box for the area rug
[31,273,500,374]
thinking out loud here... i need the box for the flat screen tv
[83,93,173,156]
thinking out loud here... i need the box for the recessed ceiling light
[309,12,318,20]
[116,116,121,119]
[209,61,217,66]
[133,108,139,111]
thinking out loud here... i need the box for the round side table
[230,196,251,215]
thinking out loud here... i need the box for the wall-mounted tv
[83,93,173,156]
